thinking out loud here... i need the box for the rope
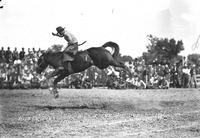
[192,35,200,51]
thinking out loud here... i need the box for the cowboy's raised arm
[52,32,63,37]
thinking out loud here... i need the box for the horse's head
[36,53,48,74]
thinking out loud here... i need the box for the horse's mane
[41,51,63,60]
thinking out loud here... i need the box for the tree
[188,54,200,67]
[47,44,63,52]
[143,35,184,65]
[118,54,134,62]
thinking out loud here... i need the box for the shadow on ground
[27,104,108,111]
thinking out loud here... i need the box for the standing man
[19,47,26,61]
[0,47,5,63]
[12,47,19,62]
[5,47,12,64]
[36,48,42,58]
[189,64,197,88]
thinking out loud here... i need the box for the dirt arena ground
[1,88,200,138]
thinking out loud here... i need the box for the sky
[1,0,200,57]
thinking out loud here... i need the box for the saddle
[63,43,78,62]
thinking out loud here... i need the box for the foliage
[143,34,184,65]
[47,44,63,52]
[187,54,200,67]
[118,54,134,62]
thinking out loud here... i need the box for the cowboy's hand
[52,32,56,36]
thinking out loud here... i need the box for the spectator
[27,48,32,58]
[163,64,170,87]
[170,64,180,88]
[12,47,19,62]
[37,48,42,58]
[133,76,146,89]
[189,64,197,88]
[32,48,37,64]
[0,47,5,63]
[142,66,148,84]
[21,70,33,87]
[11,67,19,85]
[19,47,25,61]
[5,47,12,63]
[0,69,6,83]
[182,66,190,88]
[32,47,36,54]
[13,55,22,83]
[30,72,40,88]
[6,67,12,83]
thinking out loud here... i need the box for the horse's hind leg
[110,60,131,75]
[52,74,67,98]
[110,59,125,68]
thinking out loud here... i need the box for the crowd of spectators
[0,46,198,89]
[0,47,46,89]
[106,58,198,89]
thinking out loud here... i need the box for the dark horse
[36,41,130,98]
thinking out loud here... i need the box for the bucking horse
[36,41,130,98]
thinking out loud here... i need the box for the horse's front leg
[46,68,62,80]
[51,74,67,98]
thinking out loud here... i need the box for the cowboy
[52,26,78,73]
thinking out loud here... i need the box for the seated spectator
[148,73,159,88]
[126,75,137,89]
[0,67,10,89]
[21,71,34,88]
[0,69,6,84]
[157,76,169,89]
[30,72,40,88]
[134,77,146,89]
[13,56,22,66]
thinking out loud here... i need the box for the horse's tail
[102,41,119,59]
